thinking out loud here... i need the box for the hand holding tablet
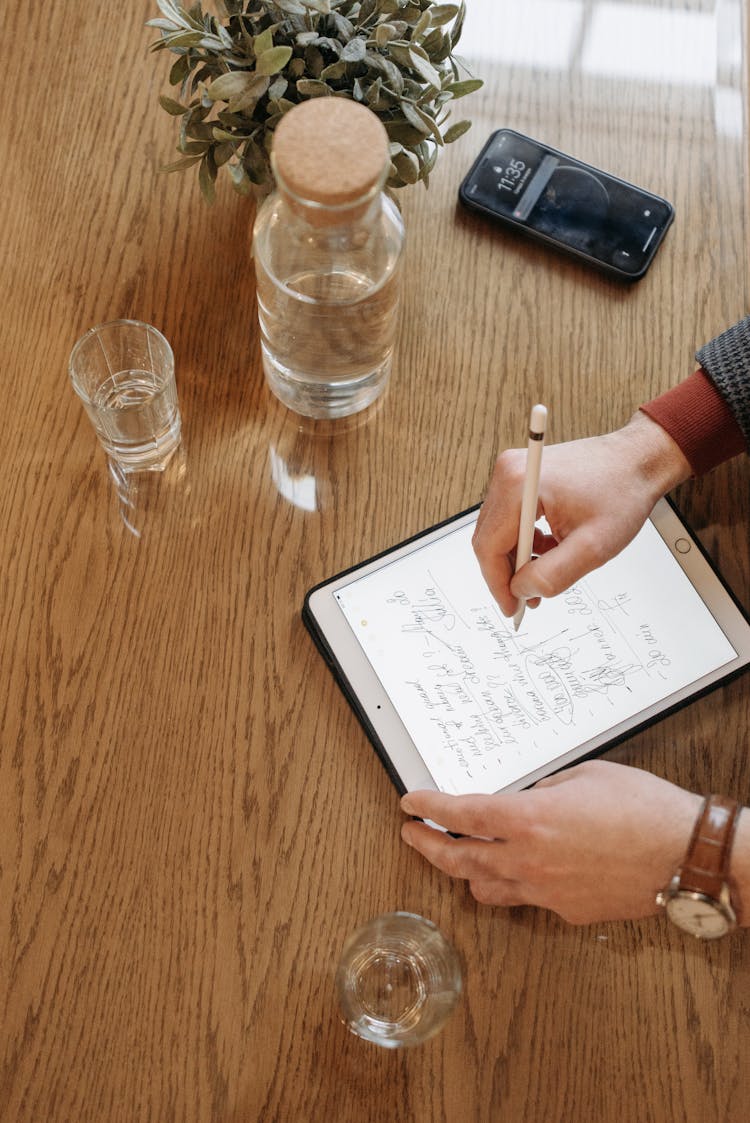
[399,759,704,923]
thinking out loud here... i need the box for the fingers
[473,449,528,616]
[510,523,610,601]
[399,816,530,907]
[400,820,510,882]
[473,523,556,619]
[400,789,516,839]
[474,545,517,618]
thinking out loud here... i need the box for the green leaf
[295,78,332,97]
[374,23,398,47]
[384,120,426,146]
[385,42,413,70]
[231,75,271,112]
[321,60,347,80]
[363,76,382,106]
[411,10,431,40]
[416,140,438,185]
[421,28,451,63]
[159,94,188,115]
[199,154,217,203]
[365,51,404,93]
[444,78,483,98]
[304,44,325,77]
[161,154,204,172]
[443,119,471,142]
[242,137,271,181]
[408,45,442,89]
[331,13,355,43]
[400,100,443,145]
[268,76,288,99]
[156,0,187,23]
[256,45,293,75]
[206,71,256,101]
[216,23,234,50]
[340,36,365,62]
[428,4,460,27]
[180,139,210,155]
[146,18,180,31]
[214,141,235,166]
[391,148,420,184]
[450,0,467,46]
[168,54,190,86]
[253,27,274,56]
[269,97,296,116]
[161,30,205,49]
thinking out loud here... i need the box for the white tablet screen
[333,516,737,794]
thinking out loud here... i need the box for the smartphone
[458,129,674,280]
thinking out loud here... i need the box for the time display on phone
[497,157,527,192]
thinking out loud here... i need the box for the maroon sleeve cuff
[640,368,746,475]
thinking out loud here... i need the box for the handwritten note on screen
[334,518,736,794]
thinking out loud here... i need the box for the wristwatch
[656,794,741,938]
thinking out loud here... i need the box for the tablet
[303,500,750,796]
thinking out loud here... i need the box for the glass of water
[335,912,462,1049]
[69,319,181,471]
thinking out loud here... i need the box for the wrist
[613,411,692,503]
[730,807,750,927]
[657,794,748,937]
[640,368,746,475]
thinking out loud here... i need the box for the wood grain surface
[1,2,749,1121]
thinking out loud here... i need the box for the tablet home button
[674,538,691,554]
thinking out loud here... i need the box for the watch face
[666,894,731,938]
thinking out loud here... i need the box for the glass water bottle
[252,98,404,419]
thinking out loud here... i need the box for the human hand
[473,411,692,617]
[400,760,701,925]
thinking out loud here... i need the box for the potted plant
[148,0,483,202]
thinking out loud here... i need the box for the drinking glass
[335,912,462,1048]
[69,320,181,471]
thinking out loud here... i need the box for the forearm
[641,367,746,475]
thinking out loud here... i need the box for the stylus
[513,404,547,632]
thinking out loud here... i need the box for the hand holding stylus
[472,410,692,619]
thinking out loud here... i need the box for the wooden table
[2,3,749,1120]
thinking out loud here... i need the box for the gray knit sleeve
[695,315,750,449]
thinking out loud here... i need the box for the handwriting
[337,520,736,794]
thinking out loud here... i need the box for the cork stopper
[271,99,390,213]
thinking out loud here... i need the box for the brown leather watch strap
[679,794,741,899]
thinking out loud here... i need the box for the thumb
[510,526,604,601]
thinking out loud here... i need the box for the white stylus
[513,404,547,632]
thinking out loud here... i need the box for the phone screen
[460,130,673,278]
